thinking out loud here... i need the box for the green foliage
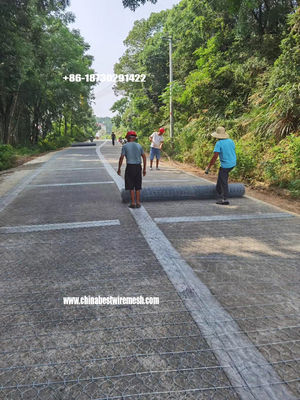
[0,145,16,170]
[0,0,97,148]
[244,9,300,140]
[209,0,297,39]
[192,140,214,168]
[172,119,212,164]
[231,138,262,180]
[38,134,72,151]
[113,10,169,124]
[288,179,300,198]
[260,134,300,186]
[113,1,299,196]
[122,0,157,11]
[72,128,90,143]
[14,146,41,157]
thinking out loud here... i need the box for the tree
[0,0,96,145]
[113,10,169,135]
[122,0,158,11]
[209,0,299,37]
[246,7,300,139]
[113,0,299,194]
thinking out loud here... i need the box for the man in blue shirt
[117,131,146,208]
[205,126,236,205]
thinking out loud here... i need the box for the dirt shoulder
[0,152,50,176]
[159,155,300,215]
[0,150,61,198]
[14,153,48,167]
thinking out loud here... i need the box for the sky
[67,0,181,118]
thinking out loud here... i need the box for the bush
[14,146,40,156]
[231,137,262,180]
[192,139,214,168]
[38,139,57,151]
[38,135,72,151]
[288,179,300,198]
[72,126,92,142]
[261,134,300,187]
[0,144,16,170]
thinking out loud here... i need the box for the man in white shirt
[149,127,164,170]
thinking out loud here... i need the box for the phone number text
[63,74,146,82]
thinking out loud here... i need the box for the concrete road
[0,140,299,400]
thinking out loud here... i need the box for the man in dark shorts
[117,131,146,208]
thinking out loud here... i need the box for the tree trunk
[252,6,265,37]
[32,105,40,144]
[7,92,20,145]
[58,116,62,136]
[64,114,67,135]
[1,94,17,144]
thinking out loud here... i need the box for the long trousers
[216,167,234,200]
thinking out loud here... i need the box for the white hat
[211,126,229,139]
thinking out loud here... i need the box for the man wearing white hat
[205,126,236,205]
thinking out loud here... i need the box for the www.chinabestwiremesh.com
[63,295,159,306]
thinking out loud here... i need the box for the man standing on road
[205,126,236,205]
[111,132,116,146]
[117,131,146,209]
[149,127,164,170]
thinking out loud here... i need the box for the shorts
[150,147,161,160]
[125,164,142,190]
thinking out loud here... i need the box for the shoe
[156,167,160,170]
[136,204,141,208]
[150,167,152,170]
[128,204,136,208]
[216,200,230,205]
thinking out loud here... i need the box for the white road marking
[49,167,106,171]
[155,212,293,224]
[29,181,114,187]
[0,152,61,213]
[0,219,120,234]
[0,148,106,212]
[96,141,296,400]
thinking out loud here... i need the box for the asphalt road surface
[0,140,299,400]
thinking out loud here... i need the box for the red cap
[126,131,137,138]
[159,128,165,133]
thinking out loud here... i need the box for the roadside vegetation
[0,0,97,170]
[112,0,300,198]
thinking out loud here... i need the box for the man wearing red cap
[149,127,164,170]
[117,131,146,208]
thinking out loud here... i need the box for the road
[0,140,299,400]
